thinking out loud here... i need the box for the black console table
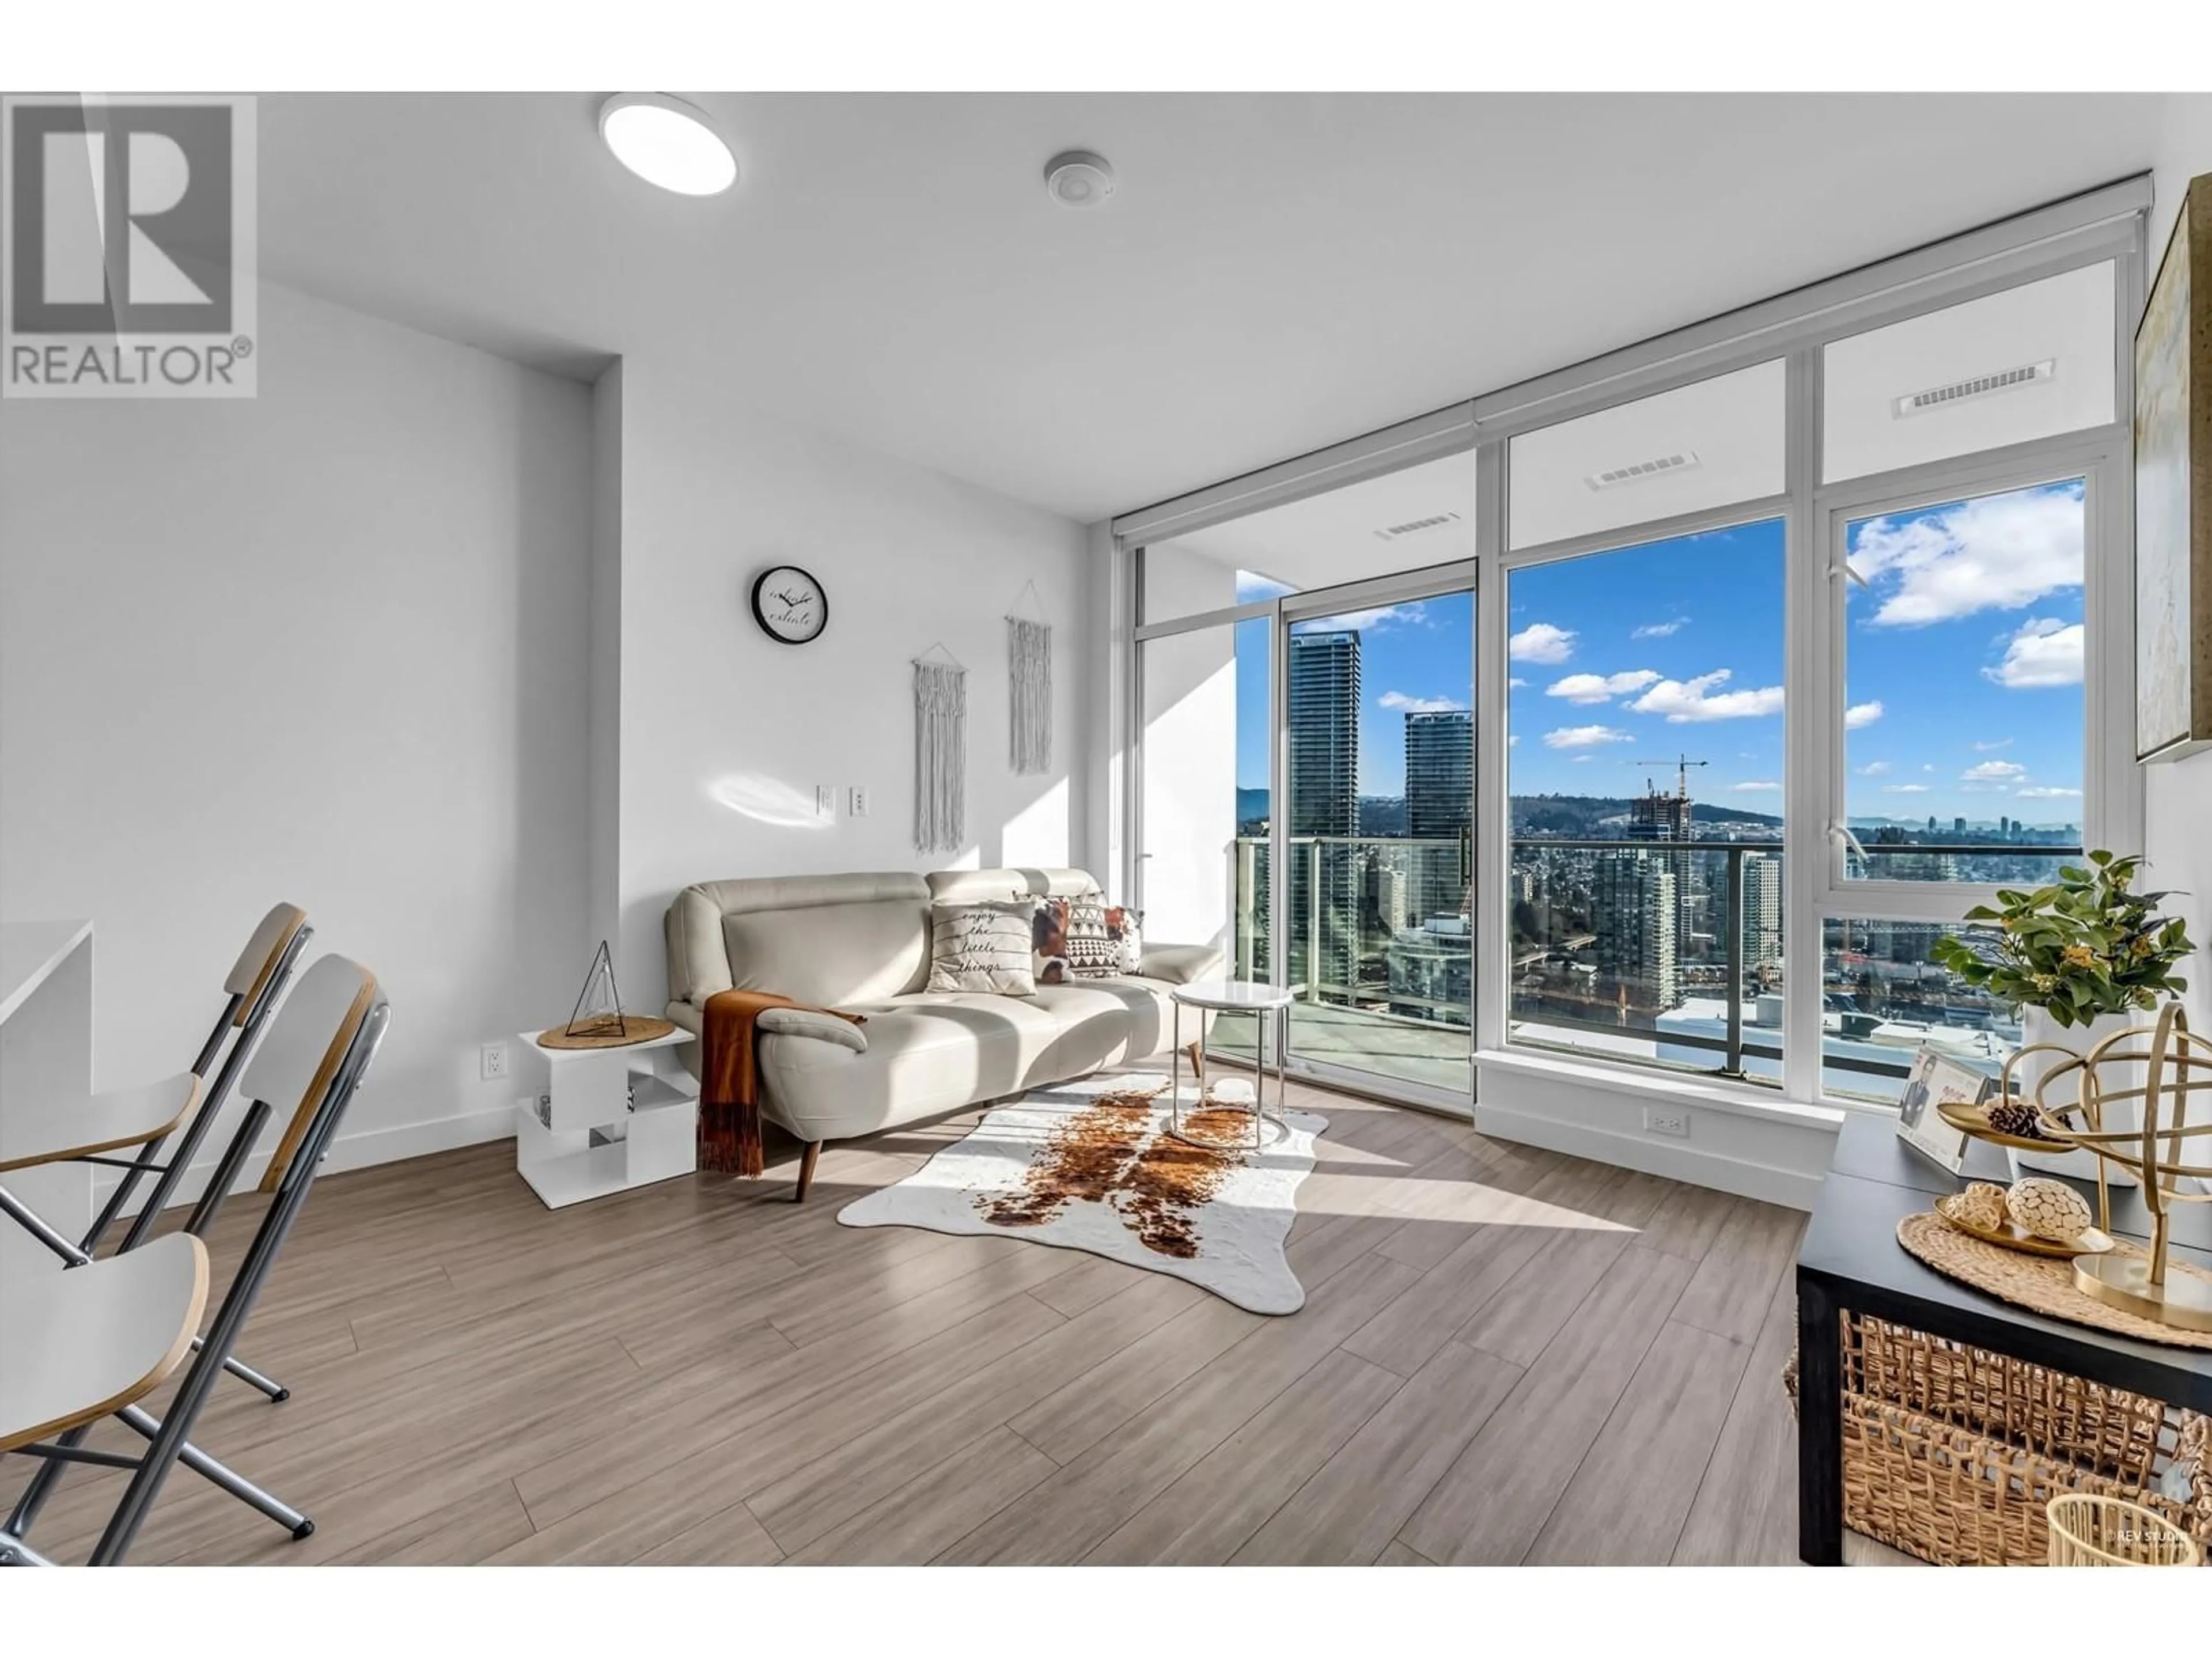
[1796,1112,2212,1565]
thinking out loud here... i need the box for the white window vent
[1584,451,1700,491]
[1893,359,2056,419]
[1371,510,1461,542]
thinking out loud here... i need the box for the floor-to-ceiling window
[1505,519,1786,1083]
[1122,189,2140,1119]
[1132,450,1479,1106]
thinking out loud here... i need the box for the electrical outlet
[1643,1106,1690,1139]
[480,1041,509,1082]
[848,786,869,817]
[815,784,835,817]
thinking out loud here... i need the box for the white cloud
[1859,760,1893,776]
[1963,759,2028,782]
[1571,754,1593,764]
[1844,700,1884,730]
[1507,677,1529,690]
[1883,783,1933,794]
[1543,724,1632,749]
[1544,669,1661,705]
[2016,785,2082,798]
[1508,734,1520,747]
[1850,482,2084,627]
[1632,618,1688,639]
[1293,602,1426,635]
[1377,691,1464,714]
[1508,622,1577,664]
[1973,737,2014,752]
[1923,764,1937,772]
[1731,780,1781,793]
[1983,618,2084,689]
[1627,668,1785,722]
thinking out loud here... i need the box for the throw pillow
[927,900,1037,996]
[1032,896,1120,982]
[1103,905,1143,974]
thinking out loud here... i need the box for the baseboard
[92,1103,518,1219]
[1473,1100,1825,1211]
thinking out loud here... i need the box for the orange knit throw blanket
[699,990,866,1177]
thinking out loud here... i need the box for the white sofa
[663,867,1223,1196]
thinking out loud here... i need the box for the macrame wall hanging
[1006,583,1052,776]
[913,645,968,855]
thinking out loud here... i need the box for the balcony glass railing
[1219,832,2078,1104]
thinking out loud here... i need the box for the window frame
[1810,441,2122,923]
[1113,180,2148,1118]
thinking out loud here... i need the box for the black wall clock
[749,565,828,645]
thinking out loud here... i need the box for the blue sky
[1229,480,2085,826]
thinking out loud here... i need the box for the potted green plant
[1932,851,2194,1180]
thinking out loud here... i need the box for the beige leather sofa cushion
[722,901,930,1007]
[926,866,1101,906]
[665,872,928,1005]
[1135,941,1226,985]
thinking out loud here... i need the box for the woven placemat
[1896,1211,2212,1351]
[536,1014,676,1051]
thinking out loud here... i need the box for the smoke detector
[1893,359,2055,418]
[1044,151,1116,209]
[1585,451,1700,491]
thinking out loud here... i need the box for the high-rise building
[1595,849,1679,1010]
[1626,774,1695,969]
[1287,630,1361,995]
[1954,816,1967,836]
[1404,709,1472,921]
[1739,853,1783,972]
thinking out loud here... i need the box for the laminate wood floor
[3,1074,1858,1567]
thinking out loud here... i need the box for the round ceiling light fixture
[1044,150,1116,209]
[599,93,738,197]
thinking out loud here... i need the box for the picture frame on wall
[2135,170,2212,763]
[1894,1047,1985,1176]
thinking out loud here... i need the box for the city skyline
[1229,484,2086,828]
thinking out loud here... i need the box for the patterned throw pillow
[1032,896,1131,982]
[1103,906,1143,974]
[926,900,1037,996]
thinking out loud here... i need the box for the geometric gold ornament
[2033,1005,2212,1331]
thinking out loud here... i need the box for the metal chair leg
[0,1531,54,1567]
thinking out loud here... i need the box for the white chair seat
[0,1071,202,1173]
[0,1232,209,1453]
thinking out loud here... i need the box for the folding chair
[0,1234,210,1566]
[0,905,312,1544]
[0,953,388,1566]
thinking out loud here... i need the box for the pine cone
[1987,1097,2048,1140]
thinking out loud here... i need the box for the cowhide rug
[838,1072,1327,1315]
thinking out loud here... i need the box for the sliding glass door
[1277,586,1476,1101]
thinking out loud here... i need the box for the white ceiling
[1164,452,1475,593]
[251,92,2167,524]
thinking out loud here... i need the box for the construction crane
[1634,753,1709,804]
[1631,753,1708,842]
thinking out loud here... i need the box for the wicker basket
[1793,1312,2211,1566]
[2046,1494,2204,1565]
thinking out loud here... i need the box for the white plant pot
[2007,1006,2140,1188]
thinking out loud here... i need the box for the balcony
[1214,834,2062,1104]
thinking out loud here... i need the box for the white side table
[514,1027,699,1209]
[1168,979,1292,1151]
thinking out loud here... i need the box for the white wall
[2143,97,2212,1039]
[0,281,594,1190]
[608,357,1093,993]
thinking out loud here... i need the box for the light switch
[849,786,870,817]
